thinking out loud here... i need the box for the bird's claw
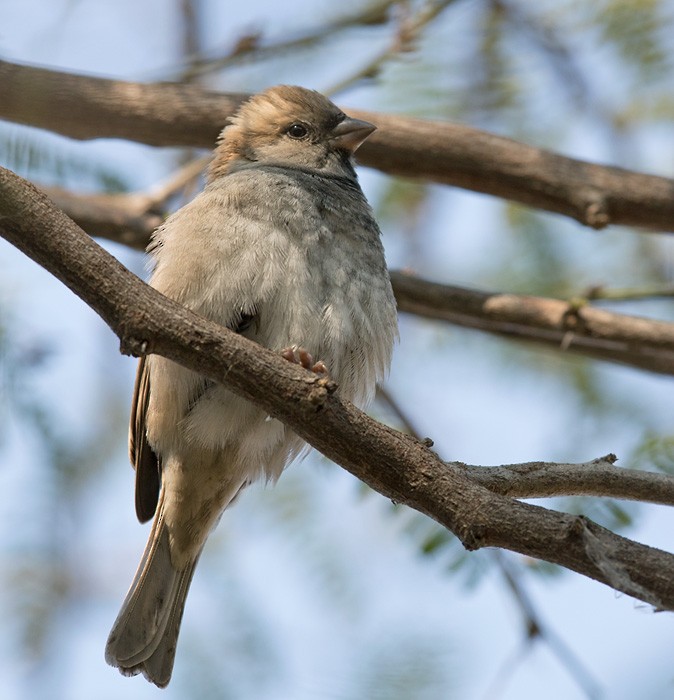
[281,346,329,375]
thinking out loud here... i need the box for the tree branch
[391,271,674,376]
[378,389,674,507]
[2,59,674,231]
[177,0,395,81]
[23,178,674,377]
[465,454,674,506]
[40,187,165,247]
[37,156,208,246]
[378,384,603,699]
[16,176,674,389]
[3,164,674,611]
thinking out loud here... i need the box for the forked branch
[2,164,674,611]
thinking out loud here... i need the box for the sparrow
[105,85,398,687]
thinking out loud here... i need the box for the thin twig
[582,284,674,302]
[376,385,424,438]
[480,635,532,700]
[465,454,674,506]
[144,155,209,208]
[38,156,208,244]
[379,379,604,699]
[326,0,457,96]
[173,1,395,82]
[492,551,603,700]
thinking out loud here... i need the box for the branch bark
[391,271,674,376]
[466,454,674,506]
[38,156,208,246]
[41,186,165,248]
[3,59,674,232]
[2,164,674,611]
[378,389,674,507]
[27,180,674,377]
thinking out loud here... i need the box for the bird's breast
[257,197,396,407]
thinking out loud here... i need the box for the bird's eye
[286,123,309,139]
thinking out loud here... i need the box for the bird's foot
[281,346,329,375]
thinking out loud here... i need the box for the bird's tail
[105,491,199,687]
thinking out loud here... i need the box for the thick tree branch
[2,59,674,232]
[3,165,674,611]
[26,179,674,377]
[391,271,674,376]
[0,59,248,147]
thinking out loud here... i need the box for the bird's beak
[329,117,376,153]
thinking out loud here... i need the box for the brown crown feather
[207,85,344,181]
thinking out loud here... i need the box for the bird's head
[208,85,375,180]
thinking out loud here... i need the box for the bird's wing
[129,355,160,523]
[128,308,260,525]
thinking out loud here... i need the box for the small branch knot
[462,524,487,551]
[306,377,337,409]
[120,336,150,357]
[568,514,590,539]
[582,192,610,230]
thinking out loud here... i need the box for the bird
[105,85,398,687]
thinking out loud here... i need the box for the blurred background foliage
[1,1,674,698]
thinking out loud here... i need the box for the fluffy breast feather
[146,165,397,456]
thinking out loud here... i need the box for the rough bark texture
[391,272,674,375]
[3,164,674,611]
[3,59,674,231]
[28,185,674,378]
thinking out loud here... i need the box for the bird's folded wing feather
[130,356,160,523]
